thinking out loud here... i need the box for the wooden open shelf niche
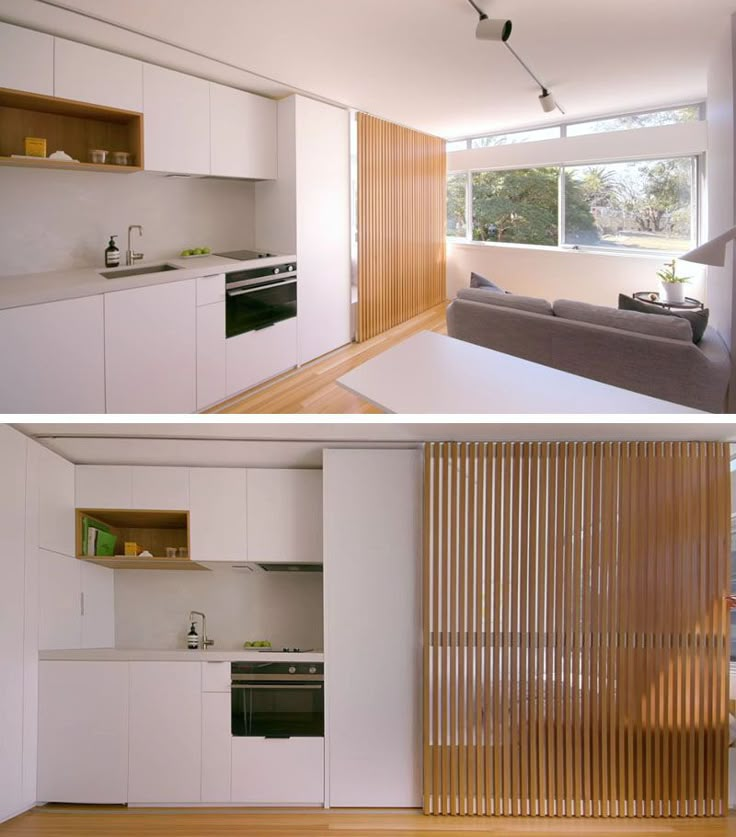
[0,87,143,173]
[75,508,208,571]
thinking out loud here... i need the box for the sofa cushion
[618,294,709,344]
[470,272,505,292]
[554,298,692,342]
[457,287,553,316]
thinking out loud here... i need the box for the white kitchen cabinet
[143,64,210,174]
[0,427,27,823]
[54,38,142,111]
[197,301,227,410]
[0,295,106,414]
[128,662,202,803]
[37,662,128,803]
[39,446,75,557]
[80,562,115,649]
[231,738,323,804]
[226,317,297,397]
[131,467,189,510]
[0,21,53,95]
[38,551,81,650]
[189,468,247,562]
[202,661,230,692]
[210,82,277,179]
[323,450,422,807]
[105,280,197,413]
[196,274,226,307]
[76,465,133,509]
[202,692,231,803]
[246,470,322,564]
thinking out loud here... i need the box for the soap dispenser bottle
[105,235,120,268]
[187,621,199,650]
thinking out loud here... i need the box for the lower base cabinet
[226,318,297,398]
[231,738,324,804]
[37,662,128,803]
[202,692,231,802]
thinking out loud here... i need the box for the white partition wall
[323,449,422,808]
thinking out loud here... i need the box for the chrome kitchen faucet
[189,610,214,649]
[126,224,144,266]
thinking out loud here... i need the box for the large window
[564,159,695,252]
[472,167,559,246]
[567,105,701,138]
[449,156,698,254]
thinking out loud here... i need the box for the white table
[337,331,702,414]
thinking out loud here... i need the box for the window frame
[449,153,702,258]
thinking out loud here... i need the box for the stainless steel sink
[100,264,181,279]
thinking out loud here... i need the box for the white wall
[114,565,323,651]
[0,170,256,276]
[706,14,736,404]
[448,241,705,308]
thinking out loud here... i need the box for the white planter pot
[661,282,686,304]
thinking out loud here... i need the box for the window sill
[446,239,685,261]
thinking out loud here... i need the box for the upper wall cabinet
[54,39,143,112]
[143,64,210,175]
[189,468,247,562]
[0,22,53,95]
[210,82,277,180]
[246,470,322,564]
[38,447,75,558]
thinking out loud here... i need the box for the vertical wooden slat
[424,441,730,820]
[356,112,446,342]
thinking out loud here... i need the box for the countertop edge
[39,649,324,663]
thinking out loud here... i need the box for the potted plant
[657,260,690,304]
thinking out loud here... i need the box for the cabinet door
[105,280,197,414]
[231,738,323,803]
[128,662,202,803]
[37,661,128,803]
[0,427,27,823]
[130,467,189,510]
[80,562,115,649]
[0,22,53,95]
[189,468,247,562]
[143,64,210,174]
[202,692,231,803]
[38,551,81,650]
[294,97,351,364]
[76,466,133,508]
[246,470,322,564]
[39,447,75,557]
[226,317,297,397]
[210,83,277,179]
[0,295,106,414]
[54,38,142,111]
[196,302,227,410]
[323,450,422,807]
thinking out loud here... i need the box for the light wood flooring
[207,302,448,414]
[2,807,736,836]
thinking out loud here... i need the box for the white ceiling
[1,0,734,137]
[14,421,736,468]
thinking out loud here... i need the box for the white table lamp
[680,225,736,267]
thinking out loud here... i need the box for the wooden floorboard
[2,807,736,836]
[207,302,448,414]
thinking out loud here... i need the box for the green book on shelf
[94,529,117,557]
[81,515,111,556]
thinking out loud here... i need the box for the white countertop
[0,253,296,311]
[40,648,324,663]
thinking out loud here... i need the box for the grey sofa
[446,288,731,412]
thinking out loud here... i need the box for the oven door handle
[226,273,297,292]
[230,684,323,690]
[226,278,297,298]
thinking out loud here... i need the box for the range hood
[255,563,323,573]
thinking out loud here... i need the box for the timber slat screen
[423,442,730,818]
[357,112,446,342]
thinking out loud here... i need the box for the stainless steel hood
[255,563,323,573]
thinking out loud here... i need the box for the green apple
[202,247,212,254]
[243,641,253,647]
[181,249,193,257]
[193,248,205,255]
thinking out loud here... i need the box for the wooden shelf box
[0,87,143,173]
[75,509,208,571]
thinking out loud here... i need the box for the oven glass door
[231,680,324,737]
[226,279,297,338]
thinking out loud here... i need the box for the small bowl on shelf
[88,149,108,164]
[110,151,133,166]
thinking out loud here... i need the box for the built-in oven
[225,261,297,339]
[231,661,324,738]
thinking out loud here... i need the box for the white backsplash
[0,168,256,276]
[114,565,323,651]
